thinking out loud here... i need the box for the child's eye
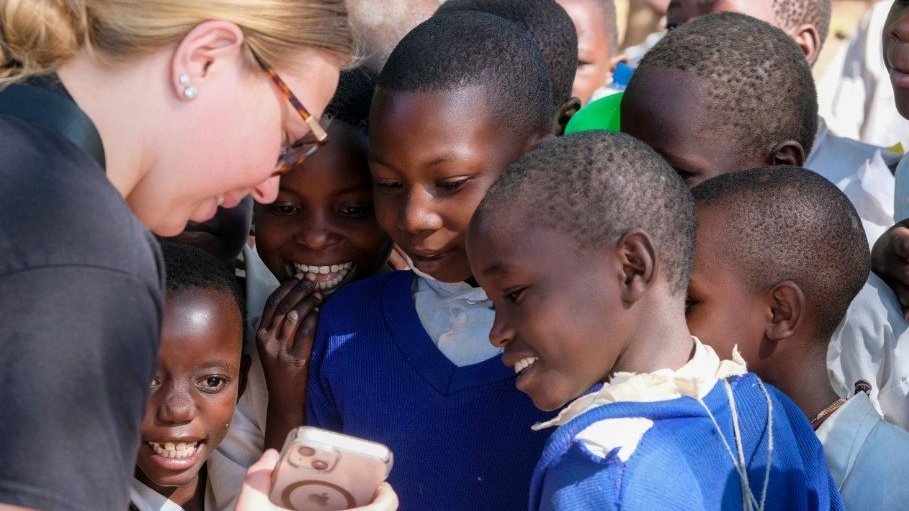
[197,375,229,393]
[685,298,697,315]
[504,287,526,304]
[267,202,300,216]
[150,377,161,390]
[338,203,374,219]
[373,179,403,191]
[437,178,470,192]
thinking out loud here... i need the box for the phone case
[270,426,394,511]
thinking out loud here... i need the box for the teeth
[148,441,201,459]
[291,263,353,290]
[514,357,539,374]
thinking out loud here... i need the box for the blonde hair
[0,0,354,84]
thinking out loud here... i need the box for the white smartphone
[270,426,394,511]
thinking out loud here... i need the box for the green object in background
[564,91,623,134]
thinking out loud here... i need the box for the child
[688,166,909,510]
[621,11,909,431]
[208,68,393,509]
[305,12,554,511]
[436,0,581,133]
[133,242,245,511]
[555,0,622,104]
[466,131,841,510]
[664,0,899,246]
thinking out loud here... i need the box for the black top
[0,99,163,509]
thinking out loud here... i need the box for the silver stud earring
[178,73,197,100]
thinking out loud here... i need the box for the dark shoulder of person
[0,114,163,511]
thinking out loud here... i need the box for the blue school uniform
[531,369,844,511]
[306,271,552,510]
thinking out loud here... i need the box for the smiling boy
[468,131,842,511]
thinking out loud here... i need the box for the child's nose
[399,189,443,234]
[156,388,197,425]
[294,213,336,251]
[489,314,516,348]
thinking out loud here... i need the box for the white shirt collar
[534,338,747,430]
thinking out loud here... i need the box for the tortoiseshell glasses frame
[250,48,328,176]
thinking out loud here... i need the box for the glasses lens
[274,139,320,175]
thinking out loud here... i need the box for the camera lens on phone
[311,459,329,470]
[298,446,316,457]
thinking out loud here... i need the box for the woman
[0,1,350,510]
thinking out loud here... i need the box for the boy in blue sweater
[305,11,555,511]
[467,132,843,510]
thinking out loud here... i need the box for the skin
[688,204,840,420]
[369,85,549,283]
[135,288,244,511]
[57,20,341,236]
[254,121,391,286]
[254,121,391,450]
[665,0,821,65]
[468,207,694,412]
[868,2,909,317]
[161,195,254,266]
[556,0,616,104]
[622,66,805,187]
[884,1,909,121]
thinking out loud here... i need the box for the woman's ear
[790,24,822,67]
[769,140,807,167]
[765,281,805,342]
[169,20,246,100]
[618,231,657,304]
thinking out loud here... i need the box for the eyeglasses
[250,48,328,176]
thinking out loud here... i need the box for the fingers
[270,278,316,336]
[292,308,320,357]
[260,278,302,331]
[350,482,399,511]
[279,292,321,345]
[234,449,280,511]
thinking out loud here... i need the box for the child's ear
[551,97,582,136]
[617,231,656,304]
[765,281,805,342]
[790,24,822,67]
[238,353,251,402]
[769,141,806,167]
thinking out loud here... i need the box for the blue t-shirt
[307,271,552,510]
[531,374,844,510]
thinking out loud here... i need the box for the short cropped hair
[324,67,377,131]
[161,242,243,316]
[378,11,553,136]
[436,0,578,108]
[474,131,696,295]
[772,0,832,46]
[692,166,870,340]
[632,12,817,160]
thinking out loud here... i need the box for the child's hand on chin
[256,277,323,450]
[234,450,399,511]
[872,219,909,320]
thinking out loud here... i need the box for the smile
[292,262,354,291]
[146,440,203,460]
[513,356,539,374]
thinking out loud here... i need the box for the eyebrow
[196,360,237,373]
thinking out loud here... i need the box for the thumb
[234,449,281,511]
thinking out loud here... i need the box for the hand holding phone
[270,427,394,511]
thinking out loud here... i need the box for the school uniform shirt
[829,273,909,431]
[129,477,215,511]
[0,87,163,511]
[210,270,537,510]
[531,339,843,511]
[817,1,909,149]
[815,389,909,510]
[806,117,899,246]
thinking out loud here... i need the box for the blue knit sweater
[307,271,552,510]
[531,374,844,510]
